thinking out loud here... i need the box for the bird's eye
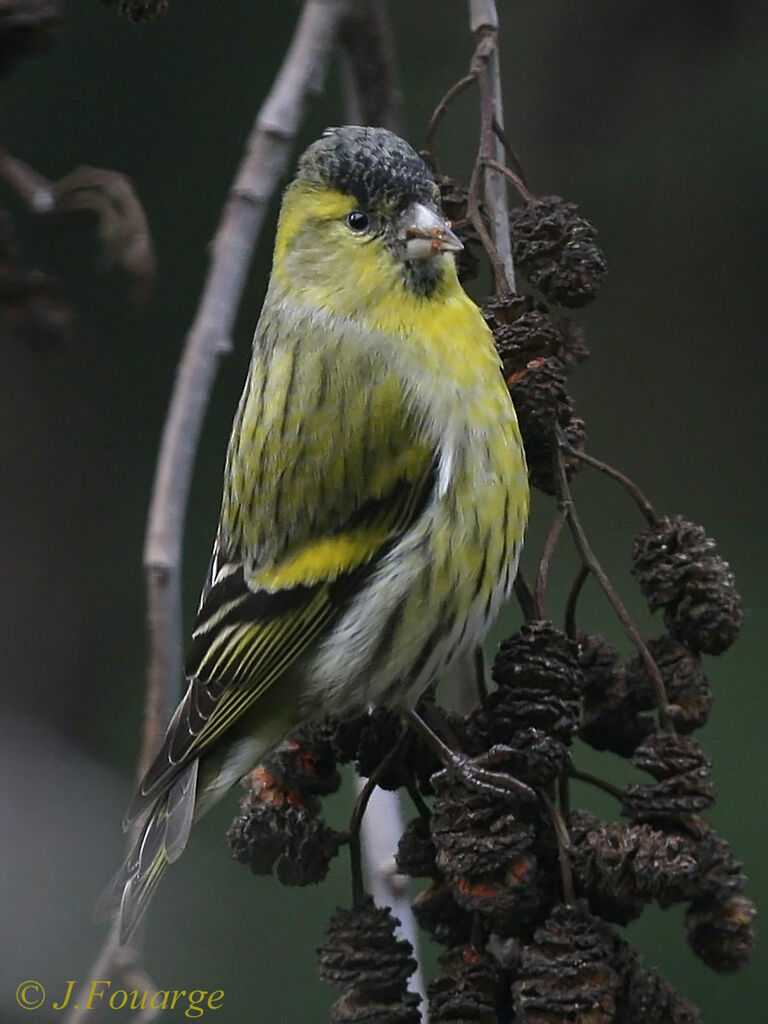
[346,210,370,232]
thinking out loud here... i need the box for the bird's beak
[397,202,464,260]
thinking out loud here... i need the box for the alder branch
[468,0,515,291]
[420,3,516,295]
[64,5,348,1021]
[424,73,476,164]
[355,779,428,1010]
[483,155,536,205]
[563,442,660,527]
[62,926,160,1024]
[534,503,568,618]
[564,564,589,638]
[553,429,672,729]
[141,0,349,776]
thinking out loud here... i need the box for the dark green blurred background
[1,1,766,1020]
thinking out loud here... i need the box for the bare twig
[425,2,516,295]
[356,780,428,1008]
[491,117,529,187]
[564,564,589,639]
[122,962,161,1024]
[538,788,576,904]
[349,726,410,907]
[468,0,515,291]
[424,73,477,163]
[553,429,671,728]
[466,154,510,295]
[514,567,538,621]
[562,442,660,527]
[350,772,380,908]
[339,0,401,131]
[142,0,348,773]
[483,155,537,205]
[534,505,568,618]
[67,5,348,1020]
[406,779,431,821]
[62,924,160,1024]
[569,767,625,803]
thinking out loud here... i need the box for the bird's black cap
[297,126,439,212]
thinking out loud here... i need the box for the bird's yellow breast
[245,178,528,618]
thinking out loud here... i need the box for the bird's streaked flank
[112,126,529,941]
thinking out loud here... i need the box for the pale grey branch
[356,780,427,1011]
[66,3,349,1019]
[62,924,160,1024]
[469,0,516,291]
[142,0,349,763]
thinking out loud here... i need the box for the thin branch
[466,154,510,295]
[562,443,660,527]
[62,925,160,1024]
[514,567,538,621]
[553,429,671,729]
[67,5,349,1020]
[356,781,428,1007]
[141,0,348,774]
[62,922,120,1024]
[483,155,536,205]
[349,727,411,905]
[564,564,589,639]
[538,788,576,904]
[406,779,432,821]
[122,962,161,1024]
[339,0,401,132]
[468,0,515,291]
[491,117,529,187]
[423,73,477,163]
[426,2,517,295]
[534,506,567,618]
[569,768,625,803]
[350,772,380,908]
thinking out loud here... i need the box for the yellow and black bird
[115,126,528,941]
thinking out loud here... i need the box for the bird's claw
[442,748,537,803]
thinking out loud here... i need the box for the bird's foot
[403,706,536,803]
[438,745,537,803]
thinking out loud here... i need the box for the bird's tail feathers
[121,696,192,832]
[99,761,198,944]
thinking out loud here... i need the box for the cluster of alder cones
[227,175,754,1023]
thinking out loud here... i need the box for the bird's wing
[126,357,436,822]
